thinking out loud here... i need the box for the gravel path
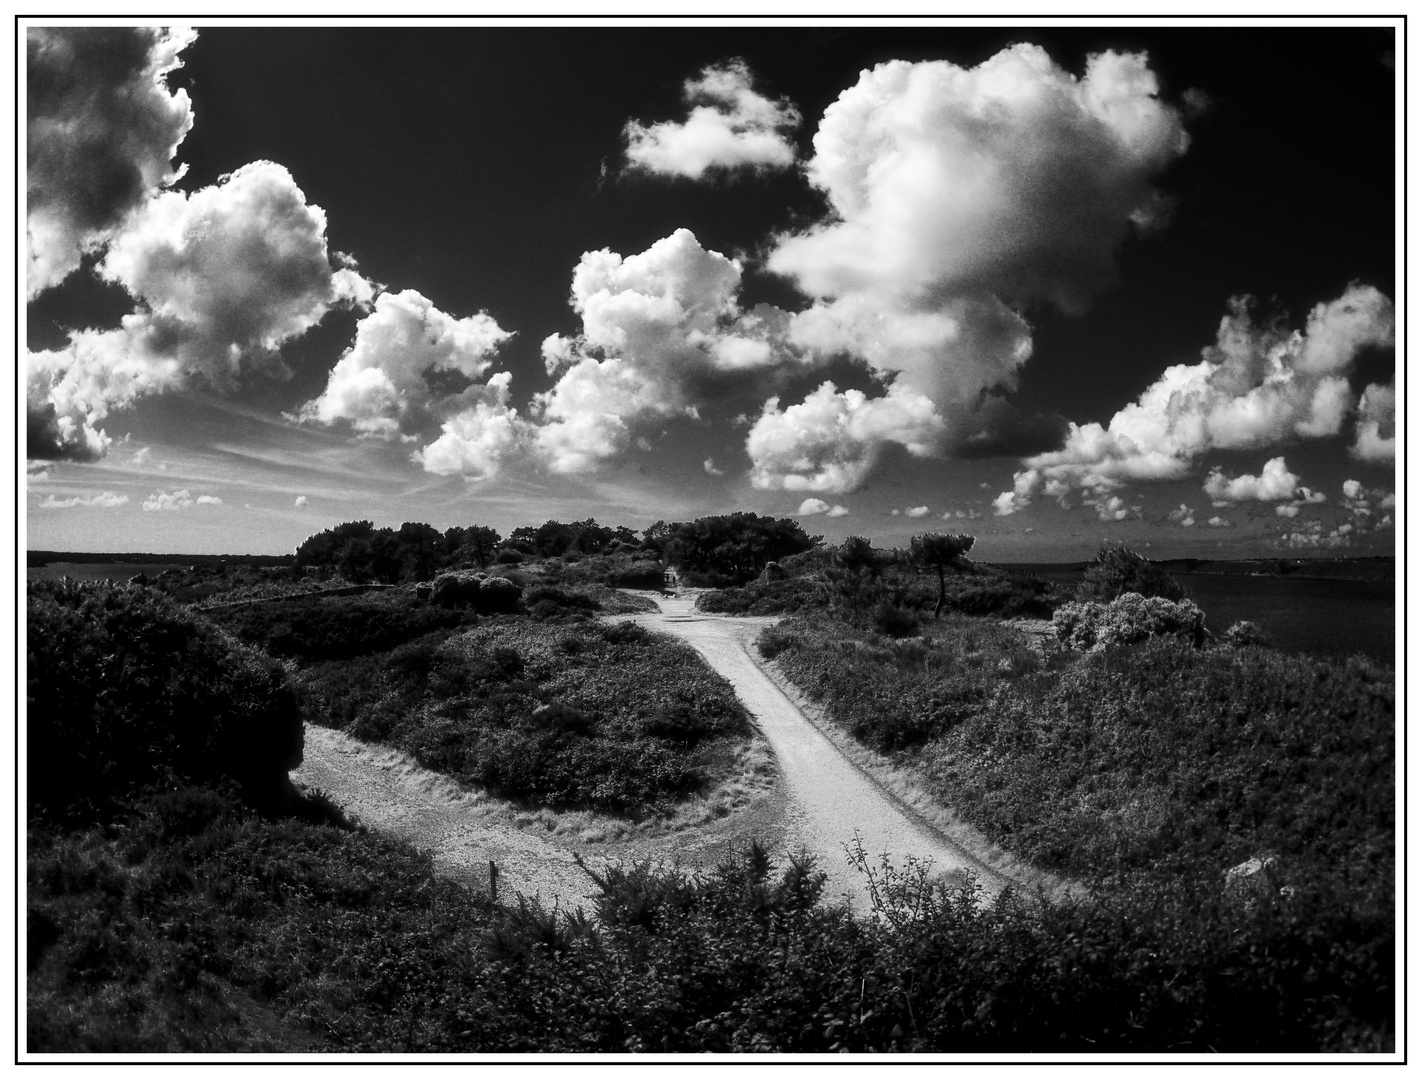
[624,594,1013,911]
[294,590,1029,917]
[294,728,599,907]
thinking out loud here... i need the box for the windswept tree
[910,533,975,618]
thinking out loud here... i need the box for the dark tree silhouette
[910,532,975,618]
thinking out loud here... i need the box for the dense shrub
[209,592,469,662]
[1225,619,1271,647]
[27,581,302,818]
[1053,593,1207,651]
[430,572,522,614]
[523,585,599,620]
[494,548,524,565]
[1076,545,1186,603]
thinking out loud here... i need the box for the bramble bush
[1053,592,1207,651]
[27,580,303,819]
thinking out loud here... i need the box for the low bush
[1053,593,1207,651]
[27,580,303,819]
[523,585,599,620]
[430,572,522,614]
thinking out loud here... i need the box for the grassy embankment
[737,547,1393,1049]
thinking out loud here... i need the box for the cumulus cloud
[29,162,374,462]
[1352,381,1395,462]
[1168,504,1196,527]
[533,229,793,473]
[412,373,527,480]
[746,382,944,492]
[142,488,220,511]
[1277,517,1364,549]
[826,505,851,518]
[1087,494,1139,522]
[905,506,929,518]
[623,58,801,178]
[996,286,1395,514]
[703,458,726,476]
[762,45,1189,469]
[296,289,512,440]
[797,498,830,516]
[27,27,196,297]
[294,495,308,508]
[1206,516,1233,528]
[1201,456,1326,509]
[39,490,129,509]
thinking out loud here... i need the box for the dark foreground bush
[28,798,1392,1052]
[27,580,303,818]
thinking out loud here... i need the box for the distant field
[27,563,192,582]
[1005,565,1395,664]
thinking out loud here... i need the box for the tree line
[292,512,825,586]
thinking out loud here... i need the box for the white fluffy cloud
[296,289,512,439]
[762,45,1188,467]
[826,505,851,518]
[294,495,308,508]
[996,286,1395,514]
[1202,456,1325,506]
[797,498,830,516]
[142,489,221,511]
[905,505,929,518]
[533,229,792,473]
[39,490,129,509]
[703,458,726,476]
[1206,516,1233,529]
[747,382,944,492]
[1352,381,1395,462]
[27,27,195,297]
[624,59,800,178]
[1168,504,1196,527]
[29,162,373,462]
[412,373,527,480]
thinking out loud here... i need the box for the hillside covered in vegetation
[25,523,1395,1053]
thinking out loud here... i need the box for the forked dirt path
[295,590,1032,916]
[623,594,1013,909]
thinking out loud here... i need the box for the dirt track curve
[295,590,1018,915]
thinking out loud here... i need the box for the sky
[24,20,1399,560]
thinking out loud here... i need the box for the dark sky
[26,22,1397,557]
